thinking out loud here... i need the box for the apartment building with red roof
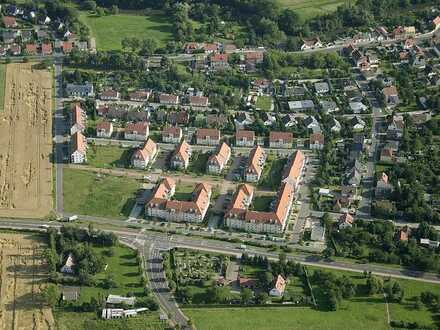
[159,93,179,107]
[146,179,212,223]
[162,126,182,144]
[171,140,192,170]
[244,146,266,182]
[129,89,151,102]
[269,131,293,149]
[70,132,87,164]
[70,104,86,135]
[132,138,158,169]
[100,89,120,101]
[207,142,231,174]
[124,121,149,141]
[282,150,305,189]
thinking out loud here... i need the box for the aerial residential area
[0,0,439,329]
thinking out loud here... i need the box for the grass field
[255,96,273,111]
[79,12,173,51]
[251,195,274,212]
[278,0,348,19]
[0,64,6,111]
[259,157,287,190]
[87,145,131,168]
[63,168,140,218]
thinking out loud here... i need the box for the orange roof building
[146,179,211,223]
[245,146,266,182]
[71,132,87,163]
[132,138,158,169]
[171,140,192,170]
[207,142,231,174]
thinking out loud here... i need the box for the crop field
[0,232,54,329]
[278,0,347,19]
[79,12,173,51]
[0,64,6,112]
[0,63,53,218]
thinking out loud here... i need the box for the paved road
[2,219,440,284]
[54,60,67,214]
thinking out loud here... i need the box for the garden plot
[0,63,53,218]
[173,251,221,283]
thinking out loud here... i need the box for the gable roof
[269,131,293,143]
[173,140,191,163]
[162,126,182,138]
[72,132,86,154]
[196,128,220,140]
[126,121,149,135]
[246,146,265,176]
[133,138,157,161]
[208,142,231,168]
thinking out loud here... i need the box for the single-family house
[304,116,321,133]
[3,16,17,28]
[66,83,94,98]
[350,116,366,131]
[281,114,297,128]
[288,100,315,112]
[159,93,179,107]
[60,253,75,274]
[309,132,324,150]
[129,89,151,102]
[96,121,113,138]
[269,275,286,297]
[189,95,209,110]
[210,53,229,71]
[41,42,53,55]
[301,37,322,50]
[375,172,393,199]
[382,86,399,107]
[314,82,330,94]
[338,213,354,230]
[245,51,264,71]
[100,89,120,101]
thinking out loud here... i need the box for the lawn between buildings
[87,144,132,169]
[63,168,140,219]
[79,12,173,51]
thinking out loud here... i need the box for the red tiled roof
[269,131,293,143]
[162,126,182,138]
[72,132,86,154]
[133,138,157,161]
[196,128,220,140]
[96,121,112,132]
[25,43,37,54]
[3,16,16,28]
[236,130,255,141]
[174,140,191,163]
[126,121,149,135]
[208,142,231,168]
[189,96,209,107]
[310,132,324,144]
[41,43,52,55]
[211,53,228,62]
[246,146,265,176]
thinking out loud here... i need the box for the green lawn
[255,96,273,111]
[259,157,287,190]
[173,183,195,201]
[63,168,140,219]
[79,12,173,51]
[56,312,165,330]
[278,0,348,19]
[188,151,211,175]
[0,64,6,111]
[251,195,274,212]
[87,145,132,169]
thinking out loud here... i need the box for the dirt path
[0,232,54,330]
[0,63,53,218]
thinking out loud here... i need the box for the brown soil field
[0,63,53,218]
[0,232,54,330]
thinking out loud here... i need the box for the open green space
[255,95,273,111]
[250,195,274,212]
[87,145,131,169]
[0,64,6,111]
[63,168,140,219]
[79,12,173,51]
[173,182,196,201]
[259,156,287,190]
[278,0,347,19]
[188,151,211,174]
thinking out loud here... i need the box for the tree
[81,1,97,11]
[208,286,230,303]
[241,288,253,305]
[41,284,60,307]
[110,5,119,15]
[103,274,118,289]
[366,276,383,295]
[140,38,158,56]
[255,292,268,305]
[96,7,105,17]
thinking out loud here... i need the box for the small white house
[269,275,286,297]
[60,253,75,274]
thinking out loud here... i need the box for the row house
[269,131,293,149]
[196,128,220,146]
[146,179,212,223]
[124,121,149,141]
[189,96,209,110]
[159,93,179,107]
[171,140,192,170]
[207,142,231,174]
[162,126,182,144]
[129,89,151,102]
[96,121,113,138]
[70,132,87,164]
[131,138,158,169]
[235,130,255,147]
[225,182,294,234]
[245,146,266,182]
[66,82,94,98]
[100,89,120,101]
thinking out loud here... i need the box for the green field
[278,0,348,19]
[251,195,274,212]
[79,12,173,51]
[87,145,131,168]
[0,64,6,111]
[63,168,140,218]
[255,96,273,111]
